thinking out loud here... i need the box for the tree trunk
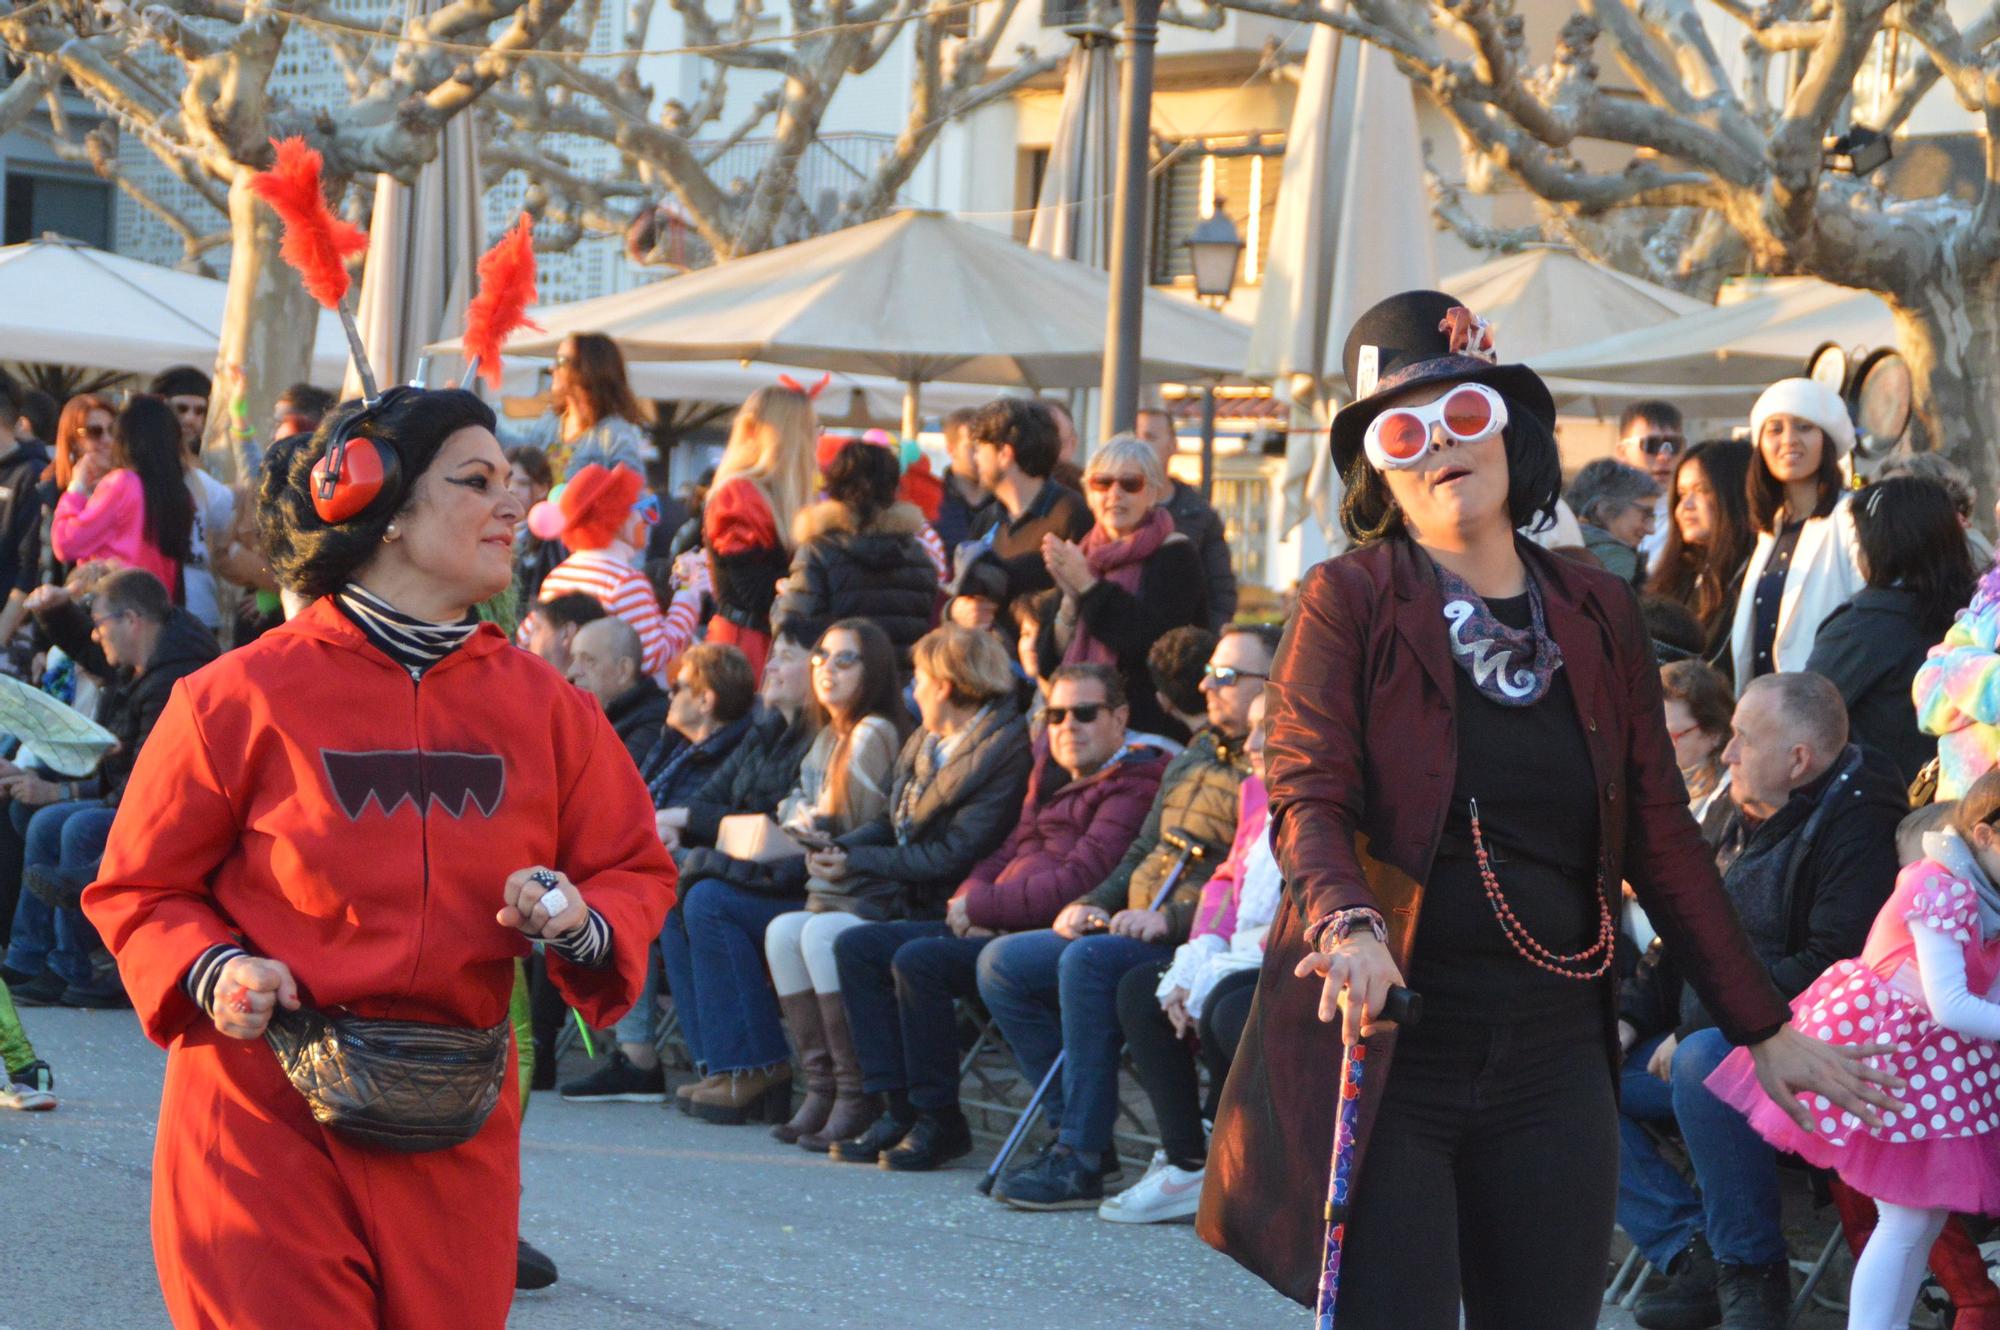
[1888,263,2000,521]
[204,166,321,487]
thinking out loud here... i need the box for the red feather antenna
[460,213,543,392]
[248,136,376,398]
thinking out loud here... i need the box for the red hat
[898,455,942,522]
[555,463,644,550]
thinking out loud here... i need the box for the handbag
[263,1005,510,1153]
[717,812,807,863]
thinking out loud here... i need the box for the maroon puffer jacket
[956,739,1170,933]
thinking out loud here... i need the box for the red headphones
[309,390,407,524]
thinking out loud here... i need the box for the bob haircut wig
[261,387,497,599]
[1337,392,1562,547]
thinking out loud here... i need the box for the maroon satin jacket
[1197,535,1788,1307]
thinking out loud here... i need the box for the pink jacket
[1189,777,1271,940]
[52,470,179,590]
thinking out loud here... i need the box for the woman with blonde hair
[704,384,819,679]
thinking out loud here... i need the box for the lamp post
[1099,0,1163,439]
[1184,206,1242,503]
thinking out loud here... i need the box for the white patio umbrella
[0,234,350,381]
[1533,276,1898,397]
[343,0,485,395]
[1028,27,1117,269]
[1247,23,1437,543]
[437,210,1251,437]
[1445,247,1709,362]
[484,354,997,423]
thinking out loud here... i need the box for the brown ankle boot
[688,1063,793,1125]
[773,992,835,1143]
[675,1073,719,1115]
[798,992,881,1152]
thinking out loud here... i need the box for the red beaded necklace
[1468,798,1614,980]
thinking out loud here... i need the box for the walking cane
[1315,983,1421,1330]
[975,829,1223,1195]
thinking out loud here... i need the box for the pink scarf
[1061,507,1175,668]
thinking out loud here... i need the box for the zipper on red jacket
[405,662,432,999]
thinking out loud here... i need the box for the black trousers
[1336,1003,1617,1330]
[1115,961,1259,1168]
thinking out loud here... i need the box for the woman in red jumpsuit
[83,388,676,1330]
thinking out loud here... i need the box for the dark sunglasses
[1204,664,1269,687]
[1086,474,1146,494]
[1045,703,1108,726]
[811,649,862,670]
[1629,433,1684,457]
[79,424,109,441]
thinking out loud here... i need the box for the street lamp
[1184,207,1241,502]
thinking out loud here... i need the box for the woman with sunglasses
[665,620,908,1130]
[51,396,194,600]
[528,463,673,684]
[1647,439,1755,673]
[499,333,650,480]
[1035,434,1209,744]
[32,393,113,588]
[1726,378,1865,693]
[773,437,940,675]
[1197,290,1898,1329]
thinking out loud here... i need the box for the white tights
[764,910,867,997]
[1847,1201,1949,1330]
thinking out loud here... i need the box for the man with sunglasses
[0,374,47,649]
[1617,399,1686,567]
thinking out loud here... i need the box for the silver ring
[537,886,571,918]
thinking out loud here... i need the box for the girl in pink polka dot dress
[1706,770,2000,1330]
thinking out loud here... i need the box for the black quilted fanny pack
[263,1006,509,1152]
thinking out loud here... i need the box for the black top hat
[1330,290,1557,479]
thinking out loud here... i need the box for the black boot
[830,1104,916,1165]
[1634,1233,1720,1330]
[882,1108,973,1172]
[515,1237,559,1290]
[1716,1260,1790,1330]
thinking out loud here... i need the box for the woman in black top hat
[1197,291,1899,1329]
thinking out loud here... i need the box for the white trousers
[764,910,868,997]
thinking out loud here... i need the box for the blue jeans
[4,800,115,987]
[832,921,988,1106]
[657,879,795,1074]
[1616,1027,1786,1268]
[976,928,1170,1156]
[612,945,663,1049]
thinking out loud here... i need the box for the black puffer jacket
[773,498,938,668]
[827,702,1032,921]
[678,702,818,848]
[39,600,219,802]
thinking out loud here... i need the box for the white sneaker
[1097,1149,1203,1224]
[0,1077,55,1111]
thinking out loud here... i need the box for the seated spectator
[1643,595,1706,665]
[773,438,939,671]
[654,622,818,854]
[2,569,218,1006]
[1663,659,1737,840]
[976,623,1271,1210]
[827,663,1170,1171]
[662,620,907,1128]
[1567,457,1661,585]
[1141,624,1218,754]
[557,643,754,1106]
[1035,434,1208,745]
[565,617,666,767]
[530,464,671,684]
[1808,476,1975,786]
[766,625,1031,1149]
[521,591,605,674]
[1617,672,1905,1329]
[1103,692,1271,1223]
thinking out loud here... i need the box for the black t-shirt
[1407,591,1606,1022]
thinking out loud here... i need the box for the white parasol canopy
[433,209,1251,436]
[1445,247,1709,363]
[0,234,351,382]
[1027,28,1117,270]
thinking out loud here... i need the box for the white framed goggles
[1362,382,1510,470]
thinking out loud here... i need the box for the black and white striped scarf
[337,582,480,673]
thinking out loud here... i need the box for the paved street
[3,1006,1848,1330]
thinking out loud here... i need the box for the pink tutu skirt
[1705,959,2000,1215]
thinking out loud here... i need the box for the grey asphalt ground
[4,1006,1848,1330]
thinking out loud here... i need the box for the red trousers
[151,1024,519,1329]
[1828,1176,1999,1324]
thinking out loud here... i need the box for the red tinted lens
[1441,387,1495,439]
[1376,411,1430,461]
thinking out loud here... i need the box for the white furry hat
[1750,378,1855,460]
